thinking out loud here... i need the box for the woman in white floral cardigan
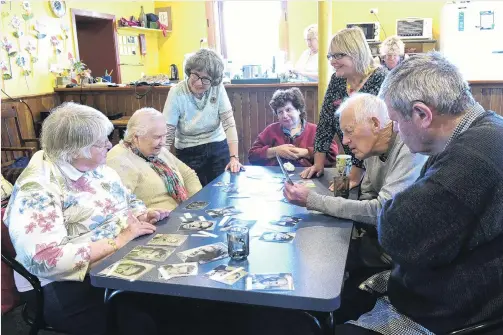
[5,102,169,335]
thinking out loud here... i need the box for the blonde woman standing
[293,24,319,82]
[301,27,388,188]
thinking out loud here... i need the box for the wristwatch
[108,238,118,252]
[230,155,238,160]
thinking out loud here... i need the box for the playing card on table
[177,242,229,264]
[178,220,216,232]
[246,273,294,291]
[147,233,188,247]
[158,263,198,280]
[259,232,296,243]
[185,201,209,210]
[124,246,175,262]
[98,260,154,281]
[205,206,242,218]
[205,265,247,285]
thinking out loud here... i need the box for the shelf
[117,26,170,34]
[368,39,437,46]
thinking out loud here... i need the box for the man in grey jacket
[284,93,427,226]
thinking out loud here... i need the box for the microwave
[346,22,380,42]
[396,18,433,39]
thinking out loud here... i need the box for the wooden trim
[205,1,216,50]
[2,92,57,101]
[71,8,116,20]
[112,20,122,84]
[217,1,227,59]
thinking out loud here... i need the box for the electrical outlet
[370,8,378,14]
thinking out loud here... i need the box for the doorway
[71,9,121,83]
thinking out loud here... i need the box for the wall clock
[49,1,66,18]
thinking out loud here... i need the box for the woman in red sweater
[248,87,338,167]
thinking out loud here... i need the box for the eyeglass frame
[189,72,212,86]
[326,52,348,61]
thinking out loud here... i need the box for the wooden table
[90,166,353,332]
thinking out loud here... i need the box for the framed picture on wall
[139,34,147,55]
[155,7,172,31]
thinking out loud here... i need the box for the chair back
[1,105,26,164]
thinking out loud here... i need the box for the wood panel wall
[2,81,501,165]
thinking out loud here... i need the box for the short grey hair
[123,107,164,143]
[379,35,405,56]
[379,52,475,119]
[184,48,224,86]
[304,24,318,39]
[337,93,389,126]
[331,27,376,75]
[41,102,113,163]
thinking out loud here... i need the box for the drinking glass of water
[227,226,249,261]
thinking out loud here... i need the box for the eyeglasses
[190,72,212,85]
[327,53,348,61]
[92,139,111,149]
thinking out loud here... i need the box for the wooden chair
[1,105,40,184]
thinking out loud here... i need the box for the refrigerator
[441,1,503,81]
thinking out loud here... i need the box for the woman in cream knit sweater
[107,108,202,210]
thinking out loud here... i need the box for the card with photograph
[147,234,188,247]
[185,201,209,210]
[178,220,216,232]
[246,273,294,291]
[177,242,229,264]
[259,232,296,243]
[206,206,242,218]
[205,265,247,285]
[124,246,175,262]
[295,180,316,188]
[98,260,154,281]
[220,218,256,232]
[269,215,302,228]
[158,262,198,280]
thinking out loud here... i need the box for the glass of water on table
[227,226,249,260]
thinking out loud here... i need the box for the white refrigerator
[441,1,503,81]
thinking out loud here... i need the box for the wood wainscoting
[3,80,501,165]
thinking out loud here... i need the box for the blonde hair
[304,24,318,39]
[380,36,405,56]
[330,27,375,75]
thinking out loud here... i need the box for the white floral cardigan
[5,151,146,291]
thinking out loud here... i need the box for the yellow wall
[287,1,444,64]
[0,0,159,98]
[156,1,207,77]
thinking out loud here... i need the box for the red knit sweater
[248,122,339,167]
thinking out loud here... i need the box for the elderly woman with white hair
[301,27,388,189]
[292,24,319,82]
[379,35,407,70]
[107,108,202,210]
[163,48,243,186]
[4,102,168,335]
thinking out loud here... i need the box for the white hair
[379,52,475,119]
[336,93,389,127]
[304,24,318,39]
[379,35,405,56]
[41,102,113,164]
[123,107,164,143]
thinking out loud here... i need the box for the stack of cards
[204,265,247,285]
[259,232,296,243]
[158,263,198,280]
[269,215,302,228]
[185,201,209,210]
[147,234,188,247]
[125,245,175,262]
[206,206,241,218]
[246,273,294,291]
[99,259,154,281]
[177,243,229,264]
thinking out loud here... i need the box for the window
[219,1,282,66]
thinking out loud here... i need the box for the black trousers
[176,139,230,186]
[335,324,380,334]
[19,277,156,335]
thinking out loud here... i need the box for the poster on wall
[155,7,172,31]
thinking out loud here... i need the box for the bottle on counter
[139,6,147,28]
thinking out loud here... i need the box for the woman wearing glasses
[300,27,388,188]
[291,24,319,82]
[379,35,408,70]
[163,49,243,186]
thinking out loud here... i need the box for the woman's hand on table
[118,212,157,247]
[138,209,171,224]
[283,182,310,207]
[225,156,245,173]
[300,164,324,179]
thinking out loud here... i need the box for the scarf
[124,142,189,203]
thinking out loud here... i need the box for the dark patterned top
[314,67,388,168]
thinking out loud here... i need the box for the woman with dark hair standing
[248,87,338,167]
[163,49,243,186]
